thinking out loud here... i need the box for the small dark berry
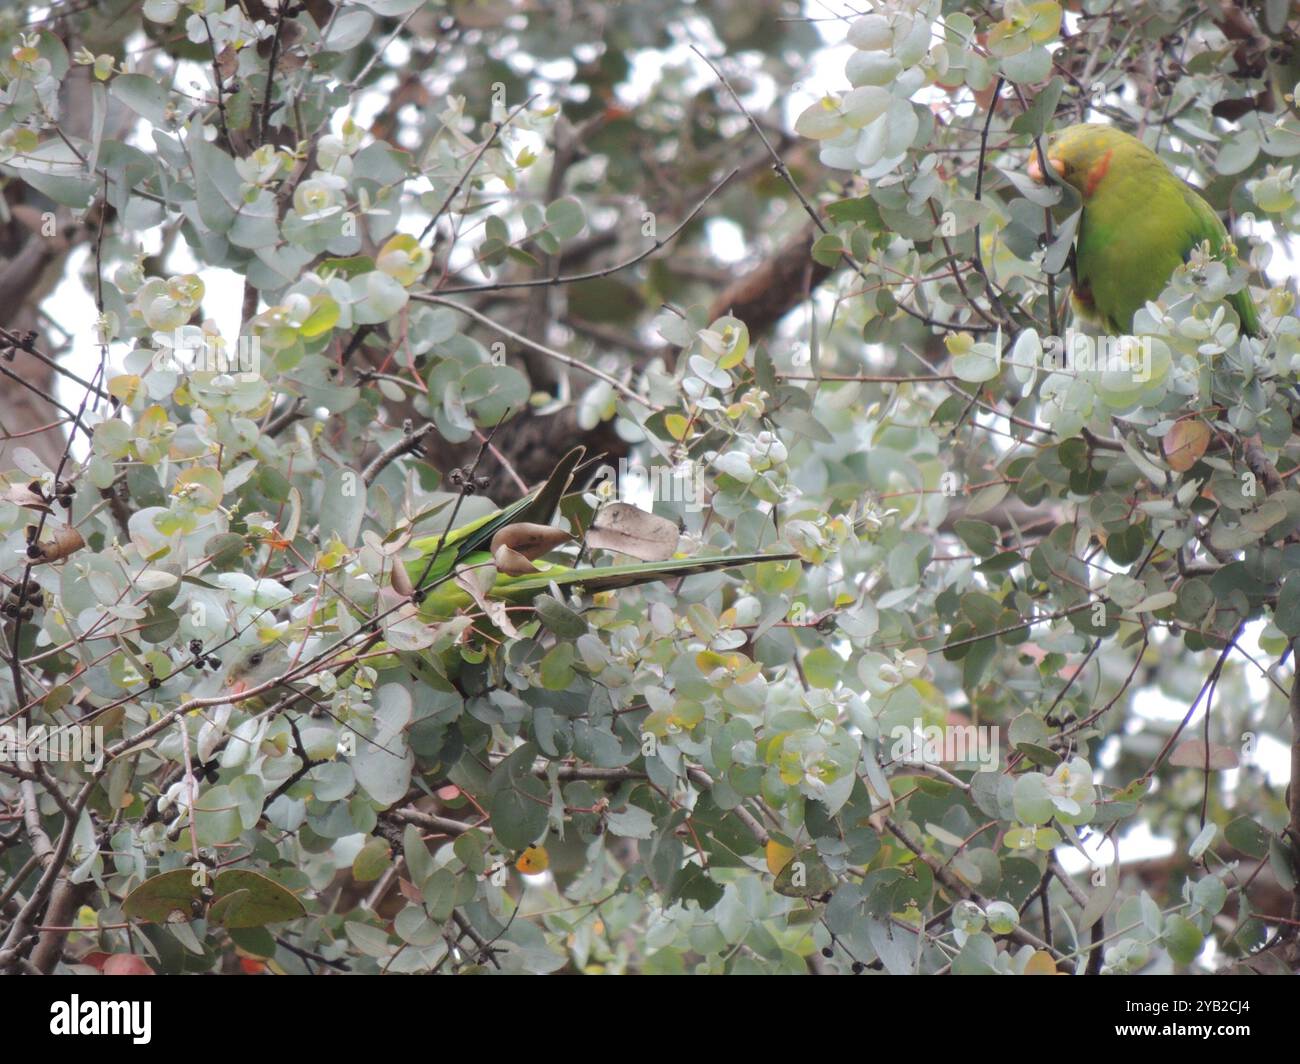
[852,961,865,974]
[821,946,834,958]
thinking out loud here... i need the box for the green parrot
[401,445,796,625]
[219,447,797,698]
[1027,123,1261,337]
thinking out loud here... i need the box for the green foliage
[0,0,1298,976]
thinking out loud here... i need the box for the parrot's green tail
[489,550,799,600]
[1232,288,1261,339]
[404,446,798,625]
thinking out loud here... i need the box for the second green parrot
[401,446,795,621]
[222,447,796,697]
[1028,122,1261,337]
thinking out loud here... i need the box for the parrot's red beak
[1028,152,1065,184]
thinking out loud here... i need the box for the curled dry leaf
[29,523,85,563]
[3,482,51,514]
[489,522,572,562]
[494,544,540,576]
[587,502,679,562]
[390,560,414,597]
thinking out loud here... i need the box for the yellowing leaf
[173,466,224,511]
[1023,950,1061,975]
[298,294,340,338]
[516,846,549,874]
[773,848,835,897]
[765,839,796,875]
[108,374,141,403]
[376,233,432,286]
[1163,419,1211,473]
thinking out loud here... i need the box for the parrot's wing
[409,446,586,587]
[489,551,798,600]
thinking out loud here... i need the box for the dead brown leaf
[490,522,572,562]
[587,502,679,562]
[29,523,84,563]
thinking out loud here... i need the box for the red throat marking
[1083,148,1114,199]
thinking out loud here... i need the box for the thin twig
[362,422,435,486]
[422,166,738,294]
[418,296,663,412]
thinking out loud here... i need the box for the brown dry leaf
[4,483,51,513]
[215,45,237,80]
[272,51,305,77]
[390,560,414,597]
[587,502,679,562]
[493,544,540,576]
[1163,420,1211,473]
[1169,739,1239,770]
[31,524,84,563]
[489,522,572,562]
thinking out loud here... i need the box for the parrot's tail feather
[493,551,799,599]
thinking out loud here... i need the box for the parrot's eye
[248,652,263,668]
